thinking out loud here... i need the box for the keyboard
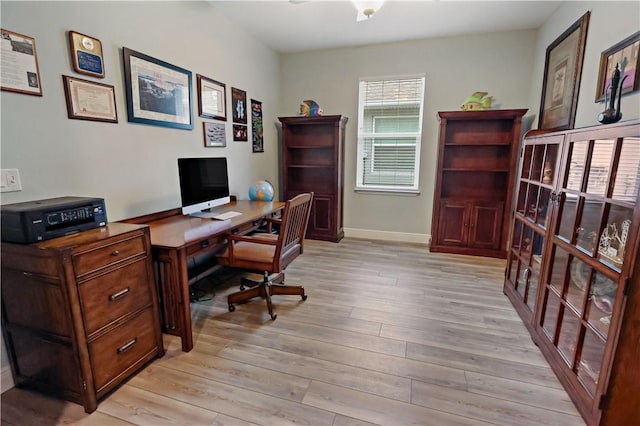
[212,210,242,220]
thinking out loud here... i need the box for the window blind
[356,76,425,192]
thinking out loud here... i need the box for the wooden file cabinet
[1,223,164,413]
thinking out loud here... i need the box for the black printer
[1,196,107,243]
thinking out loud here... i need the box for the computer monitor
[178,157,231,216]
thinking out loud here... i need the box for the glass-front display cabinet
[503,120,640,426]
[505,132,562,322]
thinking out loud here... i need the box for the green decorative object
[461,92,493,111]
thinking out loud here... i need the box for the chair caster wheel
[270,313,277,320]
[228,304,235,312]
[239,285,245,291]
[301,295,307,301]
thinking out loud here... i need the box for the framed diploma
[1,28,43,96]
[197,74,226,120]
[62,75,118,122]
[68,31,104,78]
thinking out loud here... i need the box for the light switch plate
[1,169,22,192]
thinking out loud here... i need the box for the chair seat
[218,240,276,264]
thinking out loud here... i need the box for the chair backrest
[274,192,313,271]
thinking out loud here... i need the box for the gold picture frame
[538,12,590,131]
[68,31,105,78]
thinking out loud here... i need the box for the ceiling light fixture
[353,0,385,22]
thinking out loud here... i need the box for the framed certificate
[62,75,117,122]
[68,31,105,78]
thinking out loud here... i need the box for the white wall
[528,1,640,129]
[280,1,640,242]
[1,1,282,219]
[280,30,538,240]
[1,0,281,393]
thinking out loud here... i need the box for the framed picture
[233,124,248,142]
[231,87,247,124]
[538,12,590,131]
[203,122,226,147]
[68,31,104,78]
[62,75,117,122]
[197,74,226,120]
[251,99,263,153]
[595,31,640,102]
[122,47,193,130]
[0,28,42,96]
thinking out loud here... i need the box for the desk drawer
[74,235,146,277]
[89,308,158,392]
[79,258,152,335]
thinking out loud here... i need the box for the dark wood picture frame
[595,31,640,102]
[68,31,105,78]
[197,74,226,120]
[0,28,43,96]
[62,75,117,123]
[538,12,590,131]
[122,47,193,130]
[231,87,247,124]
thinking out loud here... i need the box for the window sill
[354,186,420,196]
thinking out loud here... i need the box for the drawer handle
[111,250,120,256]
[109,287,130,301]
[116,338,137,354]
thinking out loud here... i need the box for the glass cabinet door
[537,134,639,401]
[505,136,562,318]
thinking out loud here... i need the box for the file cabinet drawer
[90,308,158,392]
[73,235,146,277]
[79,258,152,335]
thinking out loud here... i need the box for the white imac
[178,157,231,217]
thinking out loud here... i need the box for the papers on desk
[183,219,231,241]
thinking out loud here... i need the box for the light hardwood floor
[1,238,586,426]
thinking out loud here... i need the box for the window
[356,75,425,192]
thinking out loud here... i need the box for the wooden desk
[124,200,284,351]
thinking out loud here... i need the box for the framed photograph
[203,122,226,147]
[231,87,247,124]
[233,124,248,142]
[1,28,42,96]
[538,12,590,131]
[62,75,117,122]
[251,99,264,153]
[122,47,193,130]
[197,74,226,120]
[68,31,104,78]
[595,31,640,102]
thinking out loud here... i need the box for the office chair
[216,192,313,319]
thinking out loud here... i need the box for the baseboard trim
[1,366,14,393]
[344,227,431,245]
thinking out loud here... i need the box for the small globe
[248,180,275,201]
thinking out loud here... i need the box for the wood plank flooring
[1,238,585,425]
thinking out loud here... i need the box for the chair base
[227,272,307,320]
